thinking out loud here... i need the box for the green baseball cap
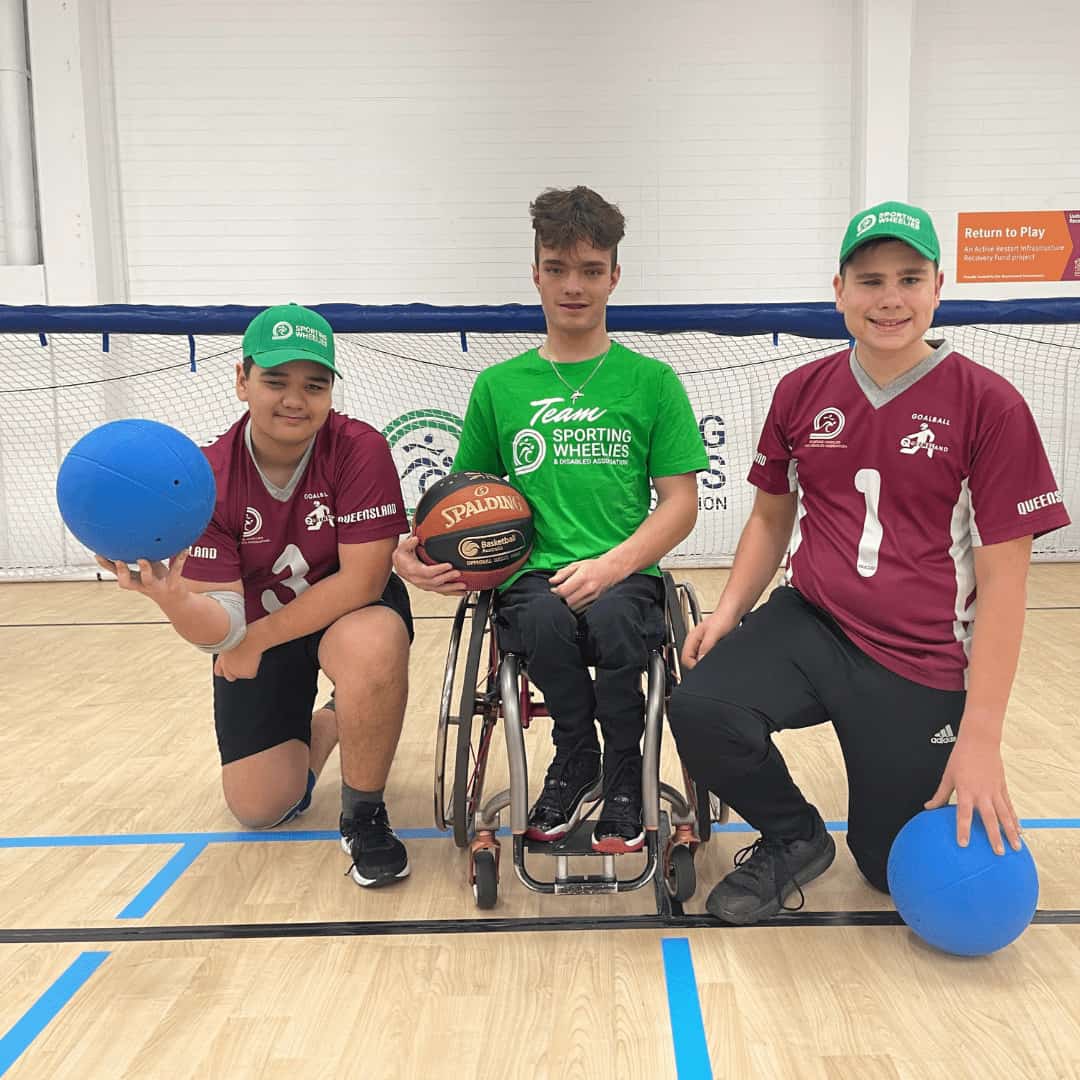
[839,201,940,267]
[242,303,341,377]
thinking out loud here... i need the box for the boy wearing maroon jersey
[98,304,414,888]
[668,203,1070,924]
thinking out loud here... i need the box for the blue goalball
[887,805,1039,957]
[56,418,216,563]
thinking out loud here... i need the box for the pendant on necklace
[571,391,583,403]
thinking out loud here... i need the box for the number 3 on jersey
[854,469,883,578]
[261,543,312,613]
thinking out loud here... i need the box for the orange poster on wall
[956,211,1080,283]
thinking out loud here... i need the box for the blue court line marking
[0,818,1077,850]
[116,841,209,920]
[0,951,109,1076]
[0,826,445,848]
[712,818,1080,834]
[711,820,854,833]
[1007,819,1080,829]
[661,938,713,1080]
[0,819,1076,923]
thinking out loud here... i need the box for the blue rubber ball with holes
[887,805,1039,956]
[56,419,216,563]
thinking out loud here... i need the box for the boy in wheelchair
[394,185,706,852]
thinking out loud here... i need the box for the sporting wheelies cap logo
[839,200,940,265]
[242,302,340,377]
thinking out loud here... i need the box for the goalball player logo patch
[383,409,464,517]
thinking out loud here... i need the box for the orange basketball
[413,472,533,590]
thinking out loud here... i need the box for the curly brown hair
[530,186,626,269]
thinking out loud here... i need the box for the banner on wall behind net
[956,211,1080,283]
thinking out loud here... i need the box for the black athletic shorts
[213,573,413,765]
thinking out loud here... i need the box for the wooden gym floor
[0,566,1078,1078]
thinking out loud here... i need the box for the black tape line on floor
[2,909,1078,944]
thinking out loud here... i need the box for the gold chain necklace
[541,342,611,403]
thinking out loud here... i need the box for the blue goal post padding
[1,299,1080,338]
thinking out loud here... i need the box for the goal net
[1,299,1077,579]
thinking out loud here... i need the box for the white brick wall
[911,0,1080,298]
[108,0,853,306]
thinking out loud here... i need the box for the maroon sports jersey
[749,341,1070,690]
[183,410,407,623]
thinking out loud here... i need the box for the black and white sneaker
[705,812,835,924]
[340,802,410,887]
[592,753,645,853]
[526,744,602,841]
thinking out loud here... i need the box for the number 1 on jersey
[854,468,883,578]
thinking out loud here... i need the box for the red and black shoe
[526,744,602,841]
[591,754,645,853]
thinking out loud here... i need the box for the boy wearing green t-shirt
[396,186,707,851]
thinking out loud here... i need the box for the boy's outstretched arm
[681,488,796,668]
[925,534,1031,854]
[96,552,236,646]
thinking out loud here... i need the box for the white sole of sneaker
[525,778,604,841]
[349,862,411,888]
[340,836,410,888]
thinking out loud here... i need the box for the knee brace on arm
[194,590,247,654]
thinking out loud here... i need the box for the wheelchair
[433,571,724,910]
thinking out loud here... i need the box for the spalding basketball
[414,472,533,590]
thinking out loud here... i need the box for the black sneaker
[265,769,317,829]
[340,802,410,888]
[592,754,645,853]
[526,744,602,841]
[705,813,835,924]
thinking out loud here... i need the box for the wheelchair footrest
[553,876,620,895]
[523,818,605,857]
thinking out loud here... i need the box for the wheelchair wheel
[472,848,499,909]
[663,575,715,846]
[663,575,702,676]
[680,579,702,627]
[434,595,469,831]
[665,843,697,903]
[451,590,499,849]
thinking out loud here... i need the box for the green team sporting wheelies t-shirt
[453,341,708,589]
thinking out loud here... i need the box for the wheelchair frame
[433,571,723,910]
